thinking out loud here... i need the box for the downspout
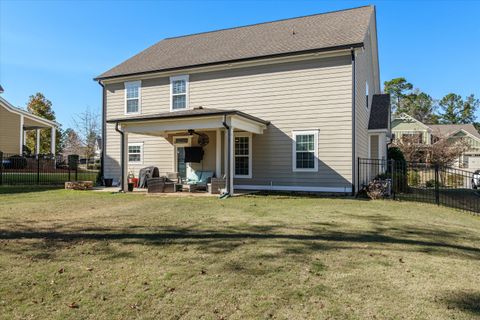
[220,114,231,198]
[114,122,125,192]
[351,48,356,196]
[98,80,106,184]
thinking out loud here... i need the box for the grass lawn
[0,188,479,319]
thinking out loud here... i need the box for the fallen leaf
[86,267,93,272]
[67,302,79,309]
[58,268,64,274]
[200,269,207,275]
[399,258,404,263]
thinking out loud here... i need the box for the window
[234,132,252,178]
[125,81,141,114]
[128,143,143,164]
[292,130,318,172]
[170,75,189,111]
[365,80,369,109]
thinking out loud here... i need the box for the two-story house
[95,6,389,194]
[392,113,480,170]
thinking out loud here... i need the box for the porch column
[215,129,221,178]
[19,115,24,154]
[36,129,41,156]
[50,126,56,155]
[122,130,129,192]
[229,125,234,195]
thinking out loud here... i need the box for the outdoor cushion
[198,171,214,184]
[186,170,201,184]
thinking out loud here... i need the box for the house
[0,86,58,156]
[95,6,390,194]
[391,113,480,170]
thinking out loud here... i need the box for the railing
[358,158,480,214]
[0,151,99,186]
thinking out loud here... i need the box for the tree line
[24,92,100,160]
[384,77,479,129]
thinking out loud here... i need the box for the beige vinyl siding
[0,106,21,154]
[104,55,354,190]
[354,15,380,191]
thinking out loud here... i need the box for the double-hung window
[128,143,143,164]
[170,75,189,111]
[125,81,141,114]
[292,130,318,172]
[234,132,252,178]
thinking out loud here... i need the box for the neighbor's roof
[0,96,59,127]
[106,107,270,125]
[96,6,374,80]
[368,94,390,130]
[428,124,480,140]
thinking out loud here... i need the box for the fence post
[75,165,78,181]
[0,151,3,186]
[357,157,360,195]
[36,156,40,185]
[391,160,396,200]
[434,164,440,206]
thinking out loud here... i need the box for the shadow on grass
[442,291,480,315]
[1,222,479,261]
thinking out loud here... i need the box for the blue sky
[1,0,479,128]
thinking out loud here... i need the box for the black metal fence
[0,151,99,186]
[358,158,480,214]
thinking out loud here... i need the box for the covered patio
[107,107,269,196]
[0,96,58,156]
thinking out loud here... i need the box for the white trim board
[234,184,352,193]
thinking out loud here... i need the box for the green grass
[1,171,98,185]
[0,188,479,319]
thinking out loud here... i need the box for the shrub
[446,173,464,187]
[388,147,405,162]
[408,170,420,187]
[5,155,27,170]
[366,179,389,200]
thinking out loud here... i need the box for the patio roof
[106,107,270,126]
[0,96,59,129]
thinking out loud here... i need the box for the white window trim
[170,75,189,112]
[173,135,192,147]
[124,80,141,115]
[234,132,252,179]
[128,142,143,164]
[292,130,319,172]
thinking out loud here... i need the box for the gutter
[351,48,356,196]
[114,122,125,192]
[220,114,231,199]
[98,81,106,183]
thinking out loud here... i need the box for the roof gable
[96,6,374,80]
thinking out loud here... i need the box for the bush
[366,179,390,200]
[4,155,28,170]
[425,179,443,188]
[388,147,405,162]
[408,170,420,187]
[446,173,464,187]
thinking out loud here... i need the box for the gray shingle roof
[368,94,390,130]
[96,6,374,80]
[428,124,480,140]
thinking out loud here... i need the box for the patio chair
[185,170,214,191]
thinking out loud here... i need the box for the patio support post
[19,115,24,154]
[50,126,56,155]
[229,125,234,195]
[215,129,221,178]
[36,129,41,157]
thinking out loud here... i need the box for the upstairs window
[170,75,189,111]
[125,81,141,114]
[292,130,318,172]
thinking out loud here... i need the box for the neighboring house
[94,136,102,160]
[95,6,389,194]
[391,113,480,170]
[0,86,58,156]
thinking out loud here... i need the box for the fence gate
[358,158,480,214]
